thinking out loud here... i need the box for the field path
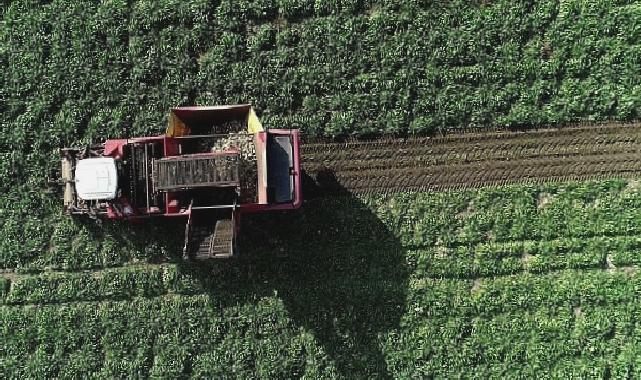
[302,123,641,193]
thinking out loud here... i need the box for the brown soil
[302,123,641,194]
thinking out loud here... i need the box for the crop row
[4,261,641,320]
[1,295,335,379]
[404,269,641,319]
[412,233,641,278]
[1,265,201,305]
[5,270,641,378]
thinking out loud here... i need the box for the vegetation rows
[2,180,641,377]
[4,1,641,143]
[4,0,641,377]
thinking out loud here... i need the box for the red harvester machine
[60,105,301,259]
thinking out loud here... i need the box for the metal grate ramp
[190,219,234,259]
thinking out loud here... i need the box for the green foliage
[2,180,641,377]
[5,0,641,148]
[6,0,641,377]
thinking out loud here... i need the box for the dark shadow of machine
[180,171,410,378]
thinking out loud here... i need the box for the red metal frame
[101,129,301,221]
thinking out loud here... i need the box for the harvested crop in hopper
[211,132,258,203]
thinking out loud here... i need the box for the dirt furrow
[302,124,641,194]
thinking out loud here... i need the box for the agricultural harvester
[59,105,301,259]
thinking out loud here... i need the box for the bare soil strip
[301,123,641,194]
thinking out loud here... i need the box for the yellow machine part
[166,106,263,137]
[166,113,191,137]
[246,108,264,133]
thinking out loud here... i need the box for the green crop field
[5,0,641,378]
[4,180,641,377]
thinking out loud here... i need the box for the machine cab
[255,129,301,209]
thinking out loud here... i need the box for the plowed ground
[301,124,641,194]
